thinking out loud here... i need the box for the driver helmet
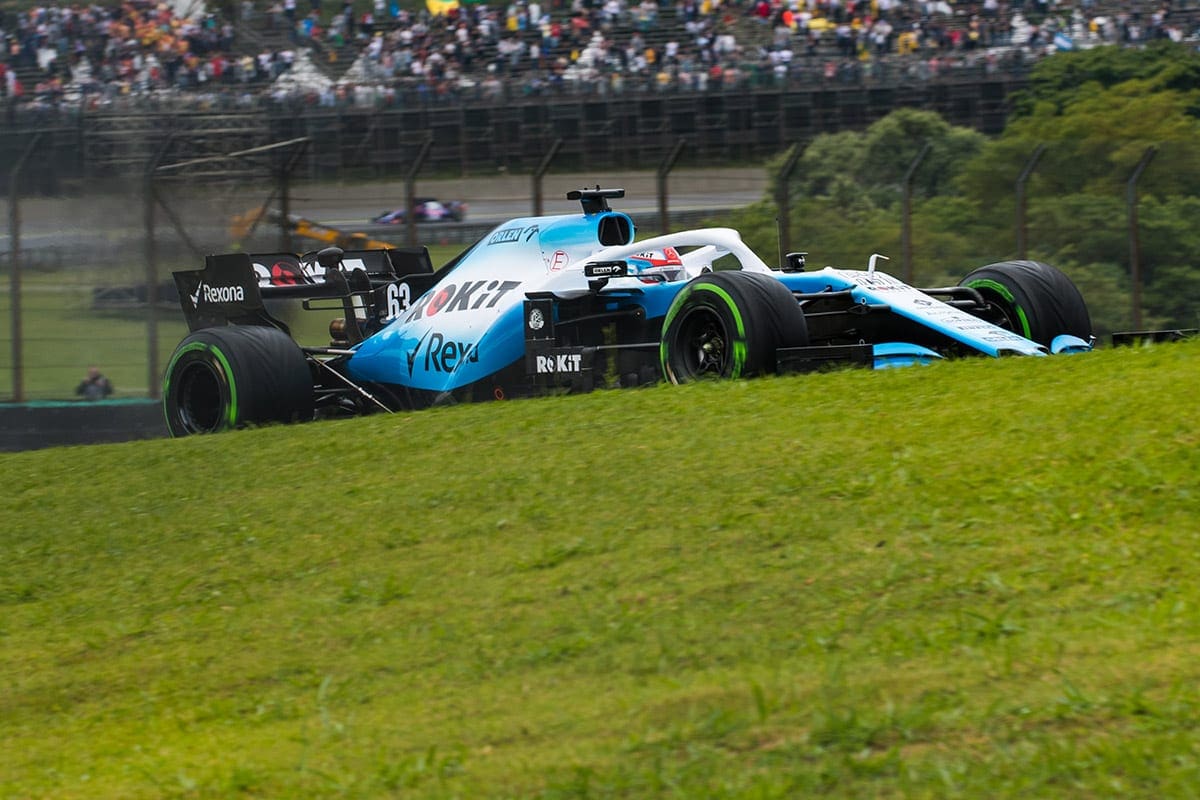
[627,246,685,282]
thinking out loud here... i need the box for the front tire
[163,326,314,436]
[660,271,809,383]
[958,260,1091,347]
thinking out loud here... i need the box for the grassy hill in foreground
[2,342,1199,798]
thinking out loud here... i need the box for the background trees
[737,42,1200,334]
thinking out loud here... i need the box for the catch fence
[0,75,1021,191]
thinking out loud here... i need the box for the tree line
[730,41,1200,334]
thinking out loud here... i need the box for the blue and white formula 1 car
[162,188,1093,435]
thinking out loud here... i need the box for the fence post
[902,141,931,284]
[274,139,310,254]
[1015,144,1046,259]
[459,106,469,179]
[657,138,687,234]
[775,143,802,270]
[278,158,292,253]
[1127,145,1158,331]
[144,136,175,400]
[7,134,41,403]
[405,135,434,247]
[532,138,563,217]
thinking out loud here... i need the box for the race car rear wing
[173,247,438,342]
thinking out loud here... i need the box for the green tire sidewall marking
[967,278,1032,339]
[705,284,748,376]
[660,285,694,379]
[162,340,239,431]
[660,280,748,379]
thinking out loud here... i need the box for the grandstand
[0,0,1195,183]
[1,0,1195,108]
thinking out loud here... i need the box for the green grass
[0,279,189,400]
[2,341,1200,798]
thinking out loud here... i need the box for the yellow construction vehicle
[231,206,396,251]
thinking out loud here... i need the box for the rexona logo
[402,280,521,323]
[535,353,583,374]
[190,281,246,308]
[406,330,481,376]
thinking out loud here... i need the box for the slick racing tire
[660,271,809,383]
[163,326,314,437]
[958,260,1092,347]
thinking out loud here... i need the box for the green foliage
[1023,194,1126,266]
[773,132,865,206]
[730,198,897,270]
[964,85,1200,200]
[758,46,1200,333]
[1144,264,1200,331]
[1010,41,1200,118]
[782,109,985,209]
[908,196,1001,275]
[859,109,987,200]
[2,341,1200,797]
[1135,195,1200,285]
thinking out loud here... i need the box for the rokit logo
[402,280,521,323]
[535,353,583,374]
[190,281,246,308]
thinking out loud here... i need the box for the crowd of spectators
[0,1,346,106]
[266,0,1196,105]
[0,0,1195,109]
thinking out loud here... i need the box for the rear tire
[958,260,1091,347]
[660,271,809,383]
[163,326,313,437]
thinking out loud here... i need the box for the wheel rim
[175,361,224,433]
[986,294,1020,332]
[966,280,1031,339]
[675,306,731,378]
